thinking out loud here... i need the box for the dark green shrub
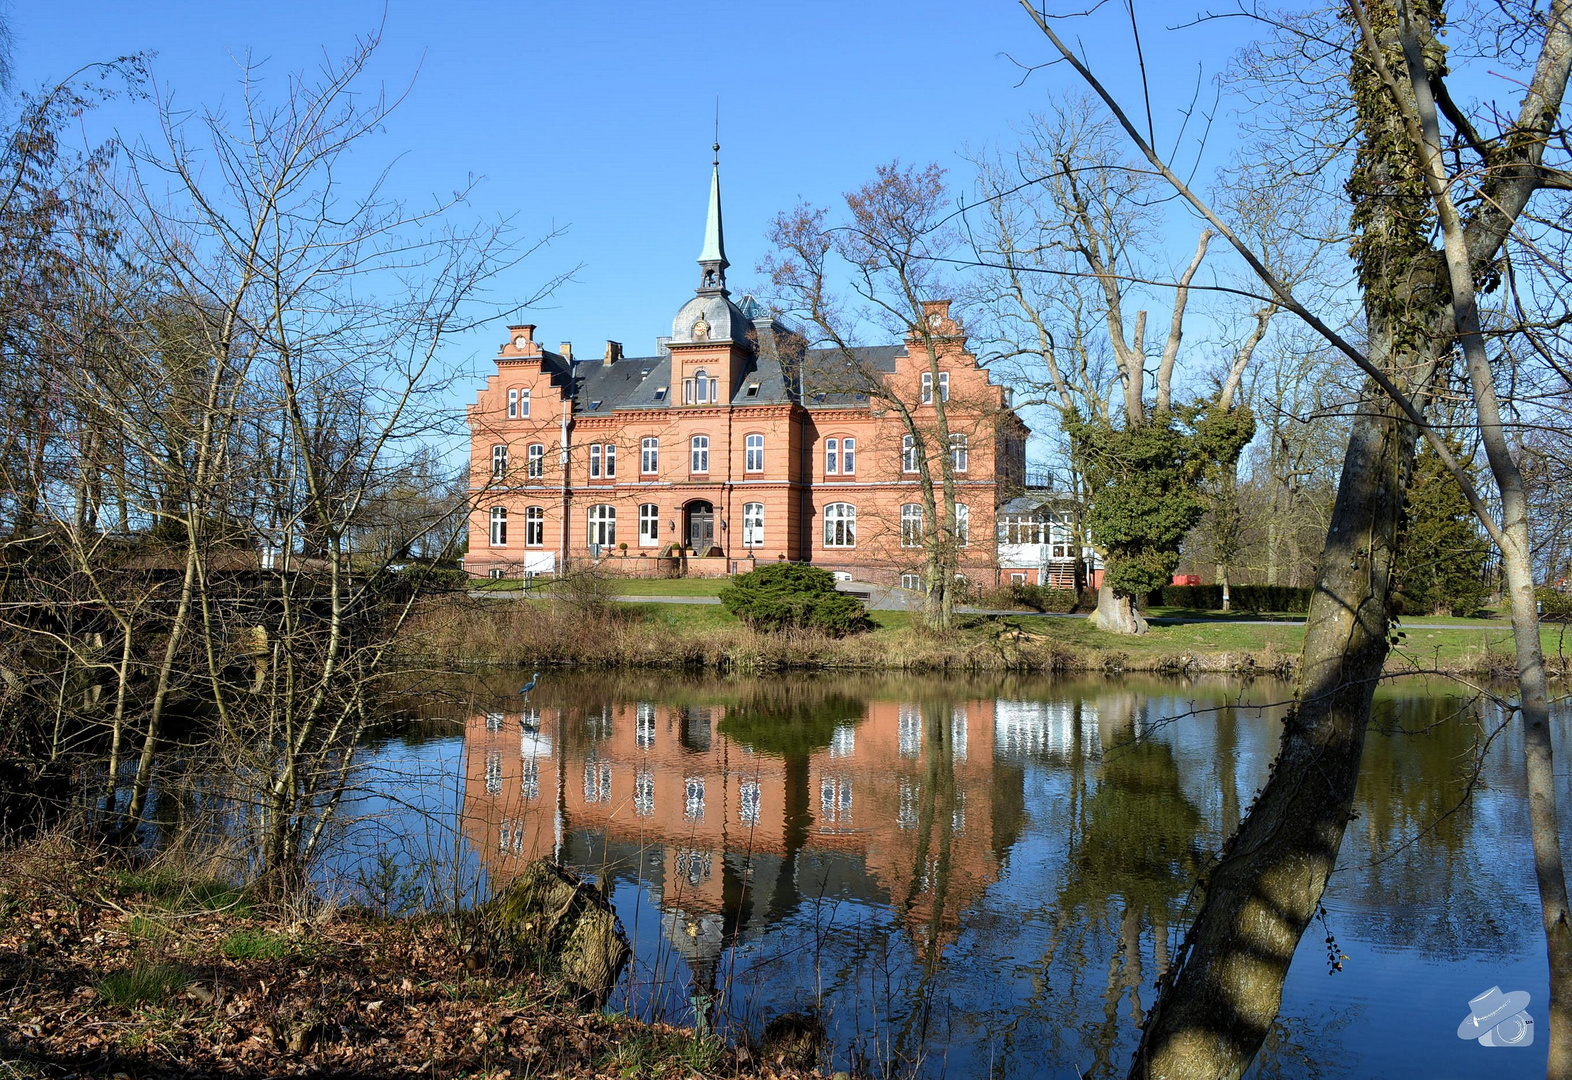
[989,582,1078,613]
[1157,584,1314,613]
[1537,587,1572,622]
[719,564,872,637]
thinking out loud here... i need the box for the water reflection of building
[462,695,1004,976]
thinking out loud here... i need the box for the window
[902,435,919,473]
[745,434,764,472]
[901,572,922,590]
[507,387,530,419]
[639,503,659,546]
[583,760,612,803]
[589,444,601,478]
[920,372,933,405]
[739,780,762,827]
[489,507,507,546]
[950,433,968,472]
[641,437,658,474]
[634,770,654,817]
[842,437,856,474]
[690,435,709,473]
[684,777,705,821]
[684,369,719,405]
[901,503,923,547]
[742,503,764,547]
[527,443,544,479]
[636,703,656,749]
[830,724,855,758]
[488,568,505,580]
[604,443,616,478]
[823,503,856,548]
[820,777,852,824]
[491,444,507,478]
[940,372,949,401]
[587,505,616,548]
[485,750,503,796]
[954,502,970,545]
[899,704,922,758]
[485,711,504,732]
[525,506,544,547]
[654,387,668,402]
[1011,571,1028,584]
[825,438,839,475]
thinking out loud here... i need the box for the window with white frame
[604,443,616,477]
[527,443,544,479]
[641,436,658,474]
[635,703,656,749]
[489,507,507,546]
[739,780,762,827]
[521,757,540,801]
[690,435,709,473]
[939,372,949,401]
[745,433,764,472]
[507,387,530,418]
[902,434,919,473]
[842,437,856,473]
[638,503,659,547]
[823,503,856,548]
[954,502,970,545]
[583,759,612,803]
[589,444,602,478]
[684,368,718,405]
[830,724,856,758]
[742,502,764,547]
[901,572,922,590]
[684,776,705,821]
[899,703,922,758]
[525,506,544,547]
[901,503,923,547]
[587,505,616,548]
[825,438,839,475]
[491,444,507,478]
[920,371,933,404]
[634,770,654,817]
[485,750,503,796]
[950,433,968,472]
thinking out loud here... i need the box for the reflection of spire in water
[993,700,1100,760]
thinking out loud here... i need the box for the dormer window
[745,383,759,397]
[654,387,668,401]
[589,400,602,411]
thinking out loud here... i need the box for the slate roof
[557,321,909,414]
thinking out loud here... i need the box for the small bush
[96,962,191,1009]
[221,928,294,961]
[1538,587,1572,622]
[719,563,872,637]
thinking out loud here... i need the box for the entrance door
[686,502,714,552]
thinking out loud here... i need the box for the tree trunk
[1090,585,1148,635]
[1127,364,1424,1079]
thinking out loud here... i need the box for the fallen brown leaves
[0,840,821,1080]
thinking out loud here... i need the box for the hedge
[1155,584,1315,613]
[1537,587,1572,623]
[719,563,873,636]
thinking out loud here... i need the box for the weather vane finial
[713,97,720,166]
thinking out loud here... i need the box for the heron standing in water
[519,672,540,700]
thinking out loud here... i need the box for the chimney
[604,340,623,363]
[559,341,573,361]
[504,324,538,357]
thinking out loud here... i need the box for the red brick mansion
[465,161,1035,587]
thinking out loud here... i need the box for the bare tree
[1019,0,1572,1075]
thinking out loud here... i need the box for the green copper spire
[696,142,728,292]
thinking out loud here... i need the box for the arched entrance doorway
[685,501,715,552]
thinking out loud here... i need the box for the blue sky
[8,2,1261,447]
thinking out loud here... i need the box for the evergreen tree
[1395,440,1491,616]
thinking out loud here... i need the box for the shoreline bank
[402,594,1566,680]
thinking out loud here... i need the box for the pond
[324,670,1563,1079]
